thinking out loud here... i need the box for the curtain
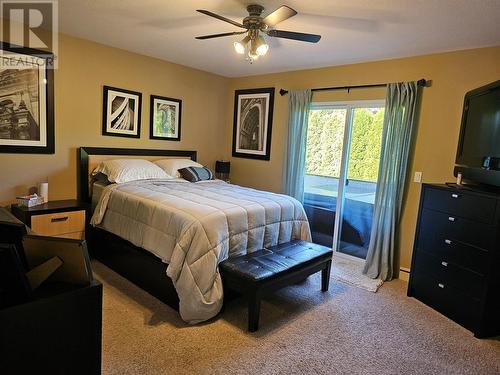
[363,82,420,281]
[282,89,312,202]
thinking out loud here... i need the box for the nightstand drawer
[31,210,85,237]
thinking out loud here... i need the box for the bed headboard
[78,147,197,203]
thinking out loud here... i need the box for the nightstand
[11,199,88,240]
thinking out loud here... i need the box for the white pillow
[92,159,172,183]
[154,158,203,178]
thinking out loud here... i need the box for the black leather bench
[220,240,333,332]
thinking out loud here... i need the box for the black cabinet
[408,183,500,338]
[0,281,102,374]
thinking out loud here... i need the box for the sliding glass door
[304,101,385,259]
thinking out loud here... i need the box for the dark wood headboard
[78,147,197,203]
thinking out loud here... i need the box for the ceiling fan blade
[195,31,246,40]
[196,9,246,29]
[263,5,297,26]
[266,29,321,43]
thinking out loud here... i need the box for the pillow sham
[178,166,214,182]
[154,158,203,178]
[92,159,171,183]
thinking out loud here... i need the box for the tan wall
[225,46,500,269]
[0,32,228,205]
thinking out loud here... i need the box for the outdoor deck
[304,175,376,259]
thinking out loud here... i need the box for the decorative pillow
[92,159,171,183]
[154,159,203,178]
[178,166,214,182]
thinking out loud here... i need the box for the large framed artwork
[232,87,274,160]
[102,86,142,138]
[150,95,182,141]
[0,43,55,154]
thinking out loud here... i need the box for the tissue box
[16,194,45,208]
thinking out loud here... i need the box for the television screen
[456,82,500,168]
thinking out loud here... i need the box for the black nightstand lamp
[215,160,230,182]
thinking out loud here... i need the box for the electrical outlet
[414,171,422,183]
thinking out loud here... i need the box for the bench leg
[321,260,332,292]
[248,292,261,332]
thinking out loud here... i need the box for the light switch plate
[414,171,422,183]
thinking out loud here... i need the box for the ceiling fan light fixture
[248,51,259,60]
[234,35,250,54]
[255,36,269,56]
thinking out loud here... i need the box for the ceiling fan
[195,4,321,62]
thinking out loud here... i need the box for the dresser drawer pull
[441,261,448,267]
[444,239,452,245]
[438,283,445,289]
[448,216,455,222]
[51,216,69,223]
[451,193,460,198]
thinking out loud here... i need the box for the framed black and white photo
[102,86,142,138]
[232,87,274,160]
[150,95,182,141]
[0,43,55,154]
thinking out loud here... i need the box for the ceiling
[57,0,500,77]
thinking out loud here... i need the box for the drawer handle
[448,216,455,222]
[441,261,448,267]
[51,216,69,223]
[438,283,445,289]
[444,239,452,245]
[451,193,460,199]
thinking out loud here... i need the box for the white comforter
[91,179,311,323]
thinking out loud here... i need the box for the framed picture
[0,43,55,154]
[150,95,182,141]
[102,86,142,138]
[232,87,274,160]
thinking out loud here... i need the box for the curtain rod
[279,79,428,96]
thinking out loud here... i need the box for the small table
[11,199,88,240]
[220,240,333,332]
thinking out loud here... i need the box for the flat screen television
[454,80,500,187]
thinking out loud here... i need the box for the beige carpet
[93,261,500,375]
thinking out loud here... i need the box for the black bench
[220,240,333,332]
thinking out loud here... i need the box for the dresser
[408,183,500,338]
[11,200,87,240]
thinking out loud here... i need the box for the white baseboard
[399,267,410,282]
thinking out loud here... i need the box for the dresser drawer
[410,271,481,331]
[419,208,496,251]
[31,210,85,237]
[423,186,496,224]
[417,218,489,274]
[414,250,485,298]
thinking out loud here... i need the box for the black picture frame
[0,42,55,154]
[102,86,142,138]
[232,87,274,161]
[149,95,182,141]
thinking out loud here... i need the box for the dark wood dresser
[408,183,500,338]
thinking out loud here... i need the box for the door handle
[444,239,452,245]
[438,283,445,289]
[441,261,448,267]
[448,216,455,222]
[451,193,460,199]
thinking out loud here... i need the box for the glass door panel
[304,108,347,248]
[336,106,385,259]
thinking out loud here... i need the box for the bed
[79,147,311,323]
